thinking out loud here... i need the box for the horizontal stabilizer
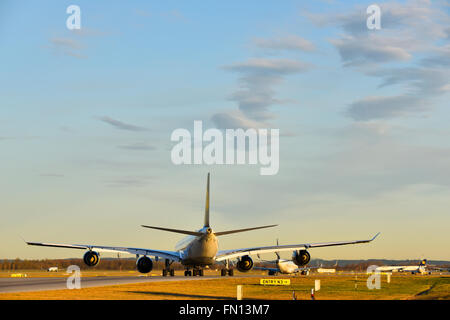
[141,225,204,236]
[214,224,277,236]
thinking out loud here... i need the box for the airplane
[255,259,304,275]
[26,173,380,277]
[256,261,339,276]
[374,259,430,275]
[254,240,337,275]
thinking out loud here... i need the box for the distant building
[317,268,336,273]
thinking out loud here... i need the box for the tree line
[0,258,169,271]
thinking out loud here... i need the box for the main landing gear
[162,259,175,277]
[184,268,204,276]
[221,269,234,276]
[162,269,175,277]
[220,260,234,276]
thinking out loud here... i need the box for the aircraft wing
[253,266,279,273]
[215,232,380,262]
[26,241,181,261]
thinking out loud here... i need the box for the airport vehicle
[47,267,58,272]
[26,173,380,277]
[375,259,430,274]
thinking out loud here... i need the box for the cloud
[135,9,151,18]
[117,143,156,151]
[46,28,109,59]
[421,45,450,67]
[309,1,449,66]
[105,176,154,188]
[104,175,157,188]
[373,67,449,95]
[308,0,448,37]
[310,1,450,121]
[161,10,188,22]
[212,58,310,125]
[346,95,427,121]
[40,173,64,177]
[331,35,411,66]
[50,37,83,50]
[223,58,310,76]
[346,65,450,120]
[48,37,87,59]
[253,35,315,52]
[446,26,450,38]
[211,111,266,130]
[97,116,149,132]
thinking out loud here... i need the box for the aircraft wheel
[228,269,234,276]
[221,269,226,276]
[170,269,175,277]
[162,269,168,277]
[199,269,204,276]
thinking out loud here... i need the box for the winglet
[19,235,27,244]
[370,232,381,241]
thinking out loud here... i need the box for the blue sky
[1,0,449,260]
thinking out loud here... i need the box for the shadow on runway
[128,291,236,300]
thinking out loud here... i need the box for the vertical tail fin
[204,172,210,227]
[275,239,280,260]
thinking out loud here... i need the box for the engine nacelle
[136,256,153,274]
[292,250,310,267]
[236,255,254,272]
[83,251,100,267]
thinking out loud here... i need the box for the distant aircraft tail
[275,239,280,260]
[204,172,210,227]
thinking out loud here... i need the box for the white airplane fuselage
[175,227,219,266]
[375,265,426,274]
[276,259,300,274]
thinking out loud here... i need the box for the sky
[0,0,449,261]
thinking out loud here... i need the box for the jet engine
[83,251,100,267]
[136,256,153,274]
[292,250,310,266]
[236,255,254,272]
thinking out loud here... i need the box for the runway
[0,275,243,293]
